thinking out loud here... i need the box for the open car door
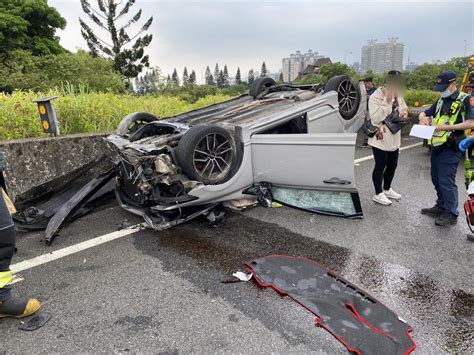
[250,133,362,218]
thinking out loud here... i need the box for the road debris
[232,271,252,282]
[220,271,253,283]
[18,312,52,331]
[246,255,416,355]
[12,158,115,245]
[222,199,258,211]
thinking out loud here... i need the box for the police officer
[419,71,474,226]
[0,151,41,318]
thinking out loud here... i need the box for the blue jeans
[431,146,462,216]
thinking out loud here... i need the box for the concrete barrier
[0,133,113,201]
[1,114,422,201]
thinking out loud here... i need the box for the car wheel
[177,125,237,185]
[249,77,277,99]
[116,112,158,136]
[324,75,361,120]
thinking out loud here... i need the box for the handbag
[383,97,407,135]
[362,118,379,138]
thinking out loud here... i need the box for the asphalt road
[1,140,473,354]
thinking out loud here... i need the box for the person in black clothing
[363,77,377,96]
[361,77,378,147]
[0,151,41,318]
[419,71,474,226]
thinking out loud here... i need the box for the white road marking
[354,142,423,164]
[9,141,424,274]
[10,225,143,273]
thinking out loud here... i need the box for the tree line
[135,61,273,95]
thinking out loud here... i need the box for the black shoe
[435,213,458,227]
[421,205,444,217]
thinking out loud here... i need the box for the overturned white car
[106,75,366,229]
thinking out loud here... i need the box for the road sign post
[33,96,60,136]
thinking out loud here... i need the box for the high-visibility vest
[430,91,468,146]
[0,270,13,289]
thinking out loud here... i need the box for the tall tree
[223,65,230,87]
[260,61,268,77]
[171,68,179,85]
[248,69,255,85]
[79,0,153,78]
[214,63,220,86]
[278,72,284,82]
[205,65,214,85]
[0,0,66,57]
[135,70,157,95]
[235,67,241,85]
[189,70,197,85]
[182,66,189,86]
[216,70,225,88]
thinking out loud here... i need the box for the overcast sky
[50,0,473,81]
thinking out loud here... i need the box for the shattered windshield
[271,187,360,217]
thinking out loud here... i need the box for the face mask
[441,88,452,98]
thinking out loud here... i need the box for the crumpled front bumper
[114,188,218,231]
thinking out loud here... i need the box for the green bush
[156,84,248,104]
[0,86,444,140]
[404,89,439,107]
[0,90,231,140]
[0,50,125,93]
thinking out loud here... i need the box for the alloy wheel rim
[193,133,233,180]
[337,79,358,115]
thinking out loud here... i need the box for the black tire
[116,112,158,136]
[249,77,277,99]
[177,125,238,185]
[324,75,361,120]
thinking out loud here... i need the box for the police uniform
[424,71,474,223]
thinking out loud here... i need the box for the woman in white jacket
[368,71,409,205]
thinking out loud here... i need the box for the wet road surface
[1,143,473,354]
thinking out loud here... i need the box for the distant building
[360,38,404,74]
[405,61,418,72]
[282,50,326,82]
[293,57,332,81]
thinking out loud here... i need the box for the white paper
[409,125,436,140]
[232,271,252,282]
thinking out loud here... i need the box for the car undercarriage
[106,75,367,230]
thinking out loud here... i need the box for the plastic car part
[324,75,361,120]
[246,255,416,355]
[13,158,114,231]
[463,196,474,232]
[44,169,116,245]
[116,112,159,136]
[176,125,237,185]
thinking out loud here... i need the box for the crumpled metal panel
[246,255,416,355]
